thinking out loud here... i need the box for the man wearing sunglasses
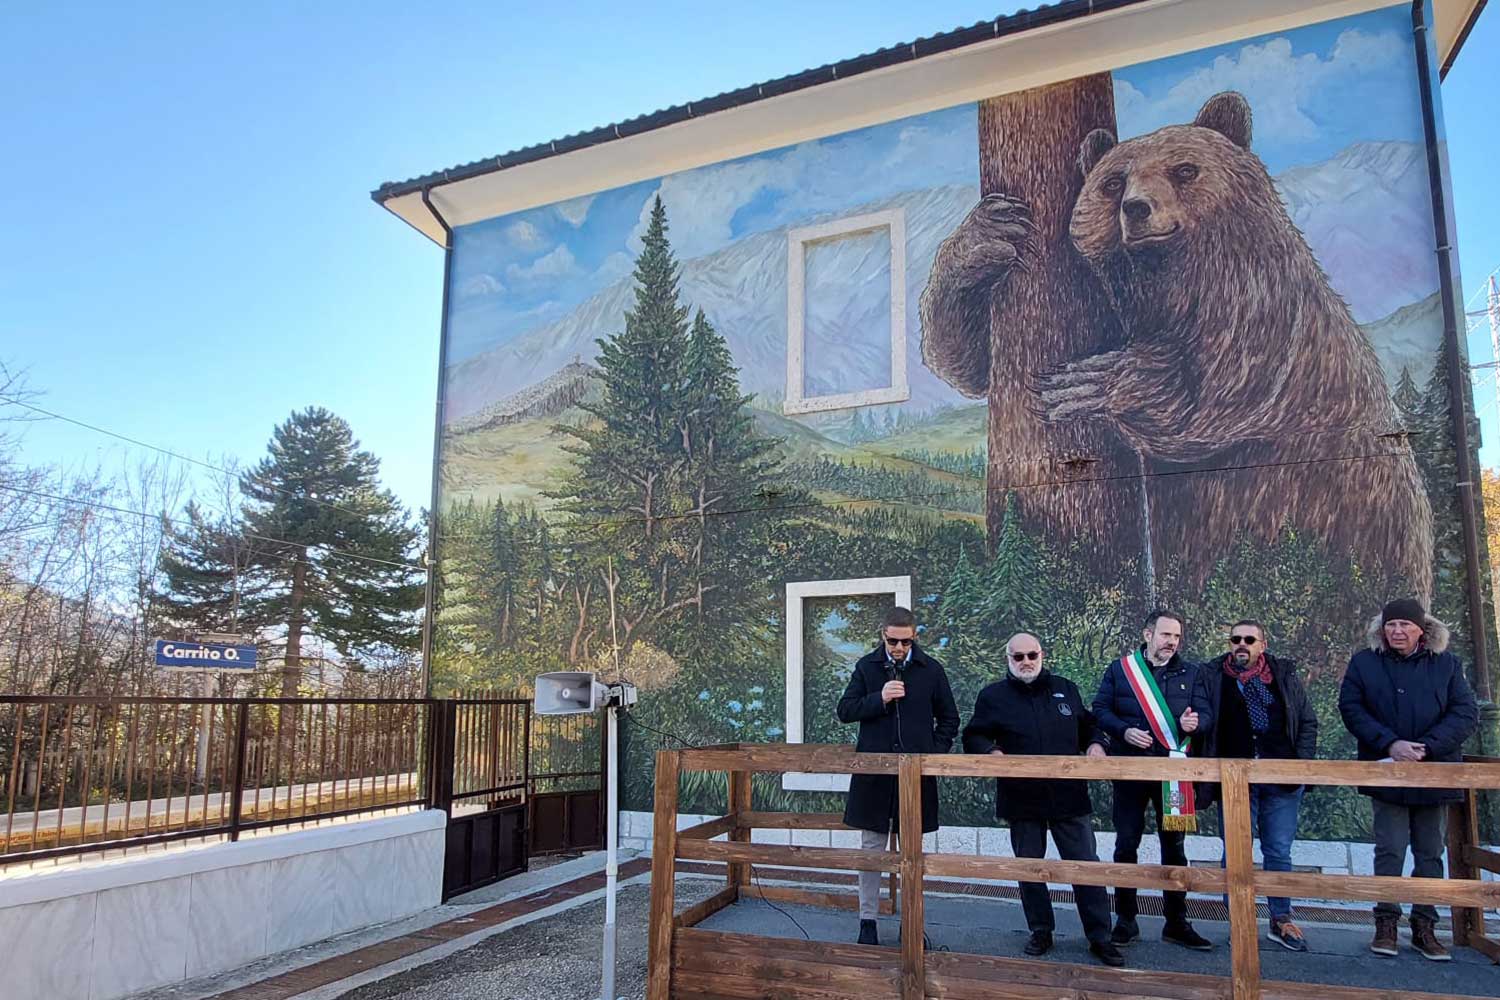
[962,633,1124,967]
[1197,620,1318,953]
[837,606,960,946]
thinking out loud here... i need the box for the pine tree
[238,408,424,694]
[1415,344,1471,653]
[157,500,258,635]
[983,494,1049,629]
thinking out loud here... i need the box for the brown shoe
[1370,914,1399,956]
[1411,918,1452,962]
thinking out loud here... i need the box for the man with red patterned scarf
[1196,619,1318,953]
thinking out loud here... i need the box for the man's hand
[881,680,906,705]
[1179,707,1200,734]
[1389,739,1427,762]
[1086,743,1107,759]
[988,748,1005,756]
[1123,727,1154,750]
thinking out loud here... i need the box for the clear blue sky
[4,2,1500,516]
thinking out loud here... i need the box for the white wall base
[0,809,446,1000]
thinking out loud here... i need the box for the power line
[0,395,389,523]
[0,482,424,573]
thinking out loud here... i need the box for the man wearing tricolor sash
[1091,608,1215,951]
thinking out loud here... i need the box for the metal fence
[0,689,605,869]
[0,695,428,866]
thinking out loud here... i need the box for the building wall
[429,6,1487,838]
[0,811,445,1000]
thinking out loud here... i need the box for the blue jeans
[1219,783,1304,921]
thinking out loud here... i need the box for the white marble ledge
[0,809,446,910]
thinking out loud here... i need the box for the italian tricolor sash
[1119,650,1197,832]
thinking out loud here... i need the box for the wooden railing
[645,744,1500,1000]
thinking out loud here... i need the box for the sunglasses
[1011,650,1040,661]
[883,636,914,647]
[1229,635,1259,645]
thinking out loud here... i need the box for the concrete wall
[0,809,445,1000]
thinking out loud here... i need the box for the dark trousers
[1010,814,1112,944]
[1112,780,1189,925]
[1371,799,1446,923]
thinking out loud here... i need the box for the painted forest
[431,197,1487,839]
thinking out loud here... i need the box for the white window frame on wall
[783,574,913,792]
[784,208,909,416]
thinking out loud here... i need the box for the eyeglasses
[883,636,914,647]
[1229,635,1259,645]
[1011,650,1040,661]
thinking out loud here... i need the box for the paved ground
[334,880,718,1000]
[700,888,1500,996]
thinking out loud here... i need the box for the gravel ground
[336,878,718,1000]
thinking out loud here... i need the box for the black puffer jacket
[962,670,1099,820]
[837,643,959,835]
[1339,615,1478,806]
[1091,650,1213,758]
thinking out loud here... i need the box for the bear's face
[1070,92,1260,269]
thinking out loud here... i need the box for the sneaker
[857,919,878,946]
[1110,920,1140,946]
[1024,930,1053,956]
[1162,922,1214,951]
[1267,918,1309,953]
[1089,940,1127,967]
[1370,914,1399,957]
[1411,919,1452,962]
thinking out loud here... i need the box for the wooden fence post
[646,749,681,1000]
[1222,760,1260,1000]
[899,754,925,1000]
[1447,788,1482,947]
[728,769,751,895]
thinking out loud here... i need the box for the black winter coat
[1197,652,1319,807]
[837,644,959,835]
[1338,616,1478,806]
[962,671,1100,821]
[1091,651,1213,760]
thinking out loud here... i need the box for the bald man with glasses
[962,633,1124,967]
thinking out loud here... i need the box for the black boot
[857,919,879,946]
[1163,922,1214,951]
[1024,930,1053,956]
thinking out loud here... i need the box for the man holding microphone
[837,606,960,946]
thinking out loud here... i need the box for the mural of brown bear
[926,87,1434,600]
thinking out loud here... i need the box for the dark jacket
[1197,652,1319,807]
[1091,650,1213,760]
[1338,615,1479,806]
[962,670,1099,821]
[837,643,960,835]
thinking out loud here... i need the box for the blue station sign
[154,639,257,671]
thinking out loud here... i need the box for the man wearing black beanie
[1338,598,1478,961]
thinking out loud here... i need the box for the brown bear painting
[923,84,1434,601]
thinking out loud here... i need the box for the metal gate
[528,711,604,856]
[429,692,605,901]
[430,694,530,901]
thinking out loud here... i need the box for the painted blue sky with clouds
[447,104,978,364]
[1112,5,1423,173]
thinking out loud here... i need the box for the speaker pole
[600,700,620,1000]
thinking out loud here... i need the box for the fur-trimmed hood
[1365,613,1450,655]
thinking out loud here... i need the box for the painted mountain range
[443,140,1441,426]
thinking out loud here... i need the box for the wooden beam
[675,926,896,970]
[673,884,738,928]
[645,749,679,1000]
[679,744,899,774]
[898,754,924,1000]
[924,949,1226,999]
[1462,844,1500,875]
[923,852,1227,893]
[1253,870,1500,907]
[676,814,735,841]
[676,838,899,872]
[922,753,1222,782]
[739,810,853,830]
[1446,791,1481,946]
[1245,758,1500,789]
[728,769,752,890]
[1222,760,1260,1000]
